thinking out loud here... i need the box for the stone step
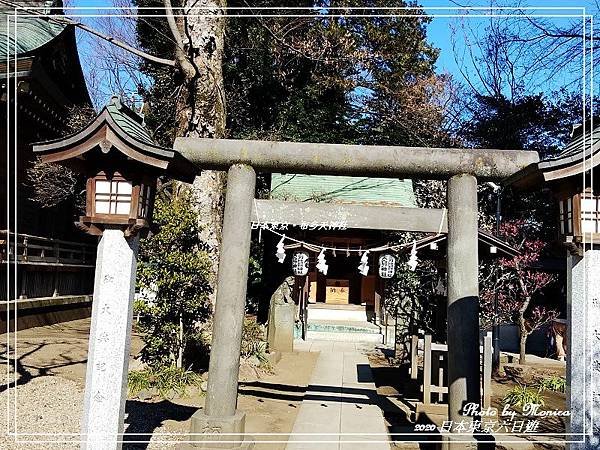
[306,330,384,343]
[308,319,381,334]
[308,306,369,322]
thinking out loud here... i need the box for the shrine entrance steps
[300,304,384,344]
[286,340,391,449]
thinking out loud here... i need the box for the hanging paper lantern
[358,250,370,276]
[407,241,418,271]
[292,250,310,276]
[378,253,396,279]
[316,249,328,275]
[275,236,286,263]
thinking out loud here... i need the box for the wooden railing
[0,230,96,267]
[409,332,493,409]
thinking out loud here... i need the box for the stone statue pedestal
[180,410,253,449]
[267,303,295,353]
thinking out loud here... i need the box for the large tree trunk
[175,0,227,303]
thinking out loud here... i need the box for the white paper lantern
[378,254,396,279]
[292,251,310,276]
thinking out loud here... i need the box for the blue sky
[423,1,596,93]
[69,1,597,108]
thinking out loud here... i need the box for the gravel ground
[0,375,200,449]
[0,318,318,449]
[1,376,82,449]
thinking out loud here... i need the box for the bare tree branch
[0,0,176,67]
[162,0,196,77]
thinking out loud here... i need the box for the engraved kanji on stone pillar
[80,229,139,450]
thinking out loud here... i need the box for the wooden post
[483,332,492,409]
[52,267,59,297]
[19,269,27,299]
[423,334,432,406]
[438,353,445,403]
[410,335,419,380]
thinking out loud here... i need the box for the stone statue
[266,276,296,352]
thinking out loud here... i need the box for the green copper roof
[0,8,66,58]
[270,174,416,207]
[105,96,156,146]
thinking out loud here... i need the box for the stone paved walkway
[286,340,391,450]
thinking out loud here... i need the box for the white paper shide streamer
[316,248,328,275]
[407,241,418,271]
[275,236,286,263]
[358,250,370,276]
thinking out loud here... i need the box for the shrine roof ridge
[505,123,600,190]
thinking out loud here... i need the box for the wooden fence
[409,332,493,409]
[374,292,396,345]
[0,231,95,266]
[0,231,95,300]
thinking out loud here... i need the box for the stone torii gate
[175,137,538,448]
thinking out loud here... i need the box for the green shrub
[128,366,202,399]
[136,186,213,370]
[503,384,545,407]
[535,376,566,393]
[241,319,271,369]
[133,298,148,315]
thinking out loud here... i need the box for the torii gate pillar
[185,163,256,449]
[446,173,481,448]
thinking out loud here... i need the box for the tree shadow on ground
[371,363,497,449]
[0,343,86,393]
[241,375,436,446]
[123,399,197,450]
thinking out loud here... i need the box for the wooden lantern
[506,122,600,246]
[32,96,195,236]
[557,188,600,243]
[78,170,157,235]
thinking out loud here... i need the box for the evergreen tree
[136,185,213,369]
[135,0,448,147]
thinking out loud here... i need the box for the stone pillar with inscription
[80,229,139,450]
[568,247,600,449]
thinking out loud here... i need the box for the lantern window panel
[94,179,133,215]
[559,198,573,235]
[580,192,600,234]
[137,184,152,218]
[581,218,598,233]
[581,197,598,212]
